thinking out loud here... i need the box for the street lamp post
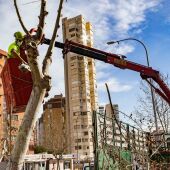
[107,38,159,133]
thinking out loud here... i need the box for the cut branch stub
[40,75,51,90]
[27,43,39,59]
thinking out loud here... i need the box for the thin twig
[36,0,47,41]
[13,0,29,34]
[42,0,64,75]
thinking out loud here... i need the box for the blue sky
[0,0,170,120]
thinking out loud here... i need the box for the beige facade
[40,95,66,154]
[3,111,35,154]
[98,104,147,155]
[0,51,7,154]
[62,15,98,159]
[105,104,119,120]
[10,112,35,153]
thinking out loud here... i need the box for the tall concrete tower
[62,15,98,159]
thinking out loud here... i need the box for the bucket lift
[0,53,32,113]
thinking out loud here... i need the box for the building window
[11,115,18,121]
[76,33,80,38]
[71,81,80,85]
[75,146,82,150]
[84,132,88,136]
[75,139,81,143]
[74,125,80,129]
[73,112,79,116]
[78,56,83,60]
[71,33,75,37]
[81,112,87,116]
[82,138,88,142]
[81,125,87,129]
[69,28,78,32]
[167,138,170,148]
[47,104,52,109]
[70,56,77,60]
[69,28,75,32]
[88,61,92,65]
[64,161,71,169]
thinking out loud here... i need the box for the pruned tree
[7,0,65,169]
[133,74,170,133]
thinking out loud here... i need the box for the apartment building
[10,112,35,154]
[39,95,66,154]
[62,15,98,159]
[99,104,119,119]
[105,104,119,120]
[98,104,147,153]
[0,50,7,154]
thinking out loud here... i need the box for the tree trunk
[7,40,50,170]
[7,87,46,170]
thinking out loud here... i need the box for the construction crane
[43,38,170,105]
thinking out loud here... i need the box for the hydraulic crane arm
[43,38,170,105]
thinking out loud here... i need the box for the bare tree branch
[36,0,47,41]
[134,74,170,132]
[42,0,64,75]
[13,0,29,34]
[156,105,166,133]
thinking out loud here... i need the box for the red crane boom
[43,38,170,104]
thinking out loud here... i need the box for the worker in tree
[8,31,30,72]
[8,31,24,58]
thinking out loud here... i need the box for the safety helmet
[14,31,24,40]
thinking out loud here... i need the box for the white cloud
[112,0,160,34]
[64,0,160,39]
[0,0,161,107]
[96,70,111,80]
[98,77,133,93]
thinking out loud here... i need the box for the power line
[21,0,40,5]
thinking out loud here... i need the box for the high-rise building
[62,15,98,159]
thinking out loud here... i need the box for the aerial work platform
[1,58,32,113]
